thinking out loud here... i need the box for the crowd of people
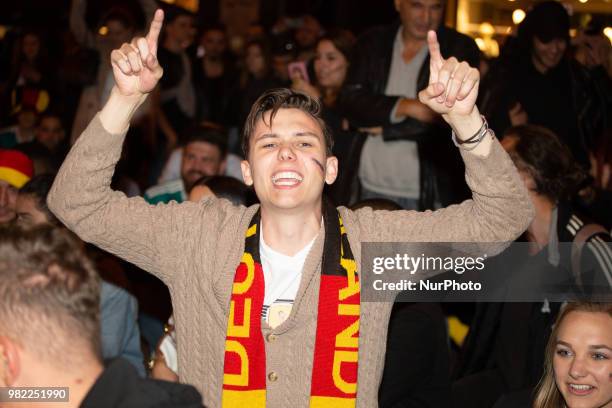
[0,0,611,407]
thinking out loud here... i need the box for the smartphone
[288,61,310,84]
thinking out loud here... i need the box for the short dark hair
[0,225,101,366]
[38,111,64,126]
[518,1,570,49]
[183,125,228,157]
[19,173,60,226]
[163,4,194,24]
[189,175,251,206]
[504,125,586,202]
[241,88,333,158]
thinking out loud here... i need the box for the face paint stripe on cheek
[311,158,325,173]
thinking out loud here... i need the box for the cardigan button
[268,371,278,382]
[266,333,277,343]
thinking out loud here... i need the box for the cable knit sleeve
[48,114,232,285]
[354,137,534,254]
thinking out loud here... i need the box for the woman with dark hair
[533,302,612,408]
[290,29,362,205]
[480,1,608,169]
[291,29,356,109]
[4,31,52,91]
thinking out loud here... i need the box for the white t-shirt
[159,315,178,374]
[260,224,316,328]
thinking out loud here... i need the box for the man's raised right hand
[110,9,164,97]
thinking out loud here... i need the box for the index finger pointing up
[146,9,164,54]
[427,30,444,65]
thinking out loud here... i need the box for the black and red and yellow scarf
[221,201,360,407]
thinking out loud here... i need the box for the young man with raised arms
[49,9,533,408]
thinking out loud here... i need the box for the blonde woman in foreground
[533,302,612,408]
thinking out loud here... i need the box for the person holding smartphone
[290,29,361,204]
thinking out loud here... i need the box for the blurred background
[1,0,610,58]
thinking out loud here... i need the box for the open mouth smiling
[271,171,304,187]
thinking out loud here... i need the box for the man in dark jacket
[0,226,203,408]
[339,0,479,210]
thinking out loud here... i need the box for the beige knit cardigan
[48,115,534,407]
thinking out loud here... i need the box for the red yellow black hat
[0,149,34,188]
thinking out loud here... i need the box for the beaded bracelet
[451,115,494,151]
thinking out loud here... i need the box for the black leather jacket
[338,22,480,209]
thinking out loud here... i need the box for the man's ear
[325,156,339,185]
[0,337,20,387]
[241,160,253,186]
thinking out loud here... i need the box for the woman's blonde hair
[533,302,612,408]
